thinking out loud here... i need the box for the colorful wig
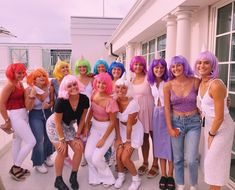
[93,72,113,95]
[53,60,71,80]
[168,55,194,80]
[194,51,219,79]
[147,59,168,85]
[58,74,80,99]
[26,68,49,88]
[74,58,91,75]
[130,56,147,74]
[108,61,126,80]
[93,59,109,75]
[5,63,27,81]
[115,75,133,97]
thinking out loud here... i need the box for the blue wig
[93,59,109,75]
[108,61,126,80]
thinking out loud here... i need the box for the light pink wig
[93,72,113,95]
[58,74,80,99]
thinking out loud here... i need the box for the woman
[93,59,109,75]
[0,63,36,181]
[108,60,126,91]
[195,51,234,190]
[114,77,143,190]
[84,73,118,187]
[130,56,158,178]
[74,57,93,99]
[164,56,201,190]
[46,75,89,190]
[147,59,175,189]
[25,68,54,173]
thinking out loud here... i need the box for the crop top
[170,85,197,112]
[6,83,25,110]
[91,98,119,121]
[54,94,89,125]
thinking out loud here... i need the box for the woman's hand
[115,138,123,149]
[208,135,214,149]
[96,138,105,148]
[57,141,67,153]
[42,102,50,109]
[73,138,84,152]
[168,128,180,137]
[124,141,133,154]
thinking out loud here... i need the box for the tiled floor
[0,145,231,190]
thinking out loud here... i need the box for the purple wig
[147,59,168,85]
[93,72,113,95]
[194,51,219,79]
[130,56,147,74]
[168,55,194,80]
[108,61,126,80]
[58,75,80,99]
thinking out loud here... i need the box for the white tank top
[197,79,229,117]
[150,81,165,107]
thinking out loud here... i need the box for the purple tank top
[170,85,197,112]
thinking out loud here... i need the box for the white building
[106,0,235,188]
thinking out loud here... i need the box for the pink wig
[58,74,80,99]
[5,63,27,81]
[129,56,147,74]
[93,72,113,95]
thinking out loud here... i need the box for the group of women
[0,50,234,190]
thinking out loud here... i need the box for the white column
[163,15,177,64]
[175,10,192,60]
[125,43,136,80]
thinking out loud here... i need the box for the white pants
[85,119,115,185]
[9,108,36,166]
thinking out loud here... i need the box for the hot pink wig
[129,56,147,74]
[93,72,113,95]
[58,74,80,99]
[5,63,27,81]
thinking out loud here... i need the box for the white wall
[71,17,122,71]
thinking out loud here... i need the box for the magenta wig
[5,63,27,81]
[194,51,219,79]
[168,55,194,80]
[93,72,113,95]
[58,74,80,99]
[129,56,147,74]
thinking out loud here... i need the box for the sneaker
[44,157,54,167]
[103,183,113,188]
[64,157,73,168]
[190,186,197,190]
[35,164,48,174]
[128,176,141,190]
[81,156,87,167]
[114,173,125,189]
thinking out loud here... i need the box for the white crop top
[150,81,165,107]
[117,99,140,122]
[197,79,229,117]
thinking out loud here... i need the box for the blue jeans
[29,109,54,166]
[171,113,201,186]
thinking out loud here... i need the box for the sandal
[21,168,30,176]
[9,165,26,181]
[167,177,176,190]
[159,176,167,190]
[138,163,148,175]
[147,165,159,178]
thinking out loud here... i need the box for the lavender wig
[58,74,80,99]
[93,72,113,95]
[168,55,194,80]
[194,51,219,79]
[93,59,109,75]
[108,61,126,80]
[130,56,147,74]
[147,59,168,85]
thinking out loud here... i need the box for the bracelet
[208,131,216,137]
[29,96,36,99]
[58,136,65,141]
[5,118,10,123]
[126,139,131,143]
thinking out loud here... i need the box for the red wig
[5,63,27,81]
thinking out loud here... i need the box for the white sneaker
[35,164,48,174]
[190,186,197,190]
[177,185,185,190]
[128,176,141,190]
[44,157,54,167]
[81,156,87,167]
[114,173,125,189]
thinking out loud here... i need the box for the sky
[0,0,136,43]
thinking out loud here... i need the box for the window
[214,1,235,184]
[157,34,166,59]
[9,48,28,68]
[141,39,155,65]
